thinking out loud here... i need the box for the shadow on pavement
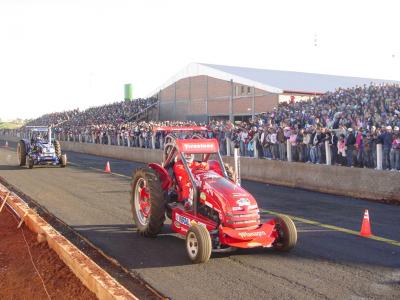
[72,219,400,271]
[0,164,26,171]
[72,223,243,269]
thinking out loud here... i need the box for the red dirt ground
[0,208,97,300]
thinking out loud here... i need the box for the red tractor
[131,127,297,263]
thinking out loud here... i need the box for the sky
[1,0,399,121]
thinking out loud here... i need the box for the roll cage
[157,127,228,215]
[25,126,52,145]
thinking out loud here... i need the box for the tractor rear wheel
[273,214,297,252]
[17,140,27,166]
[224,163,236,183]
[186,224,212,263]
[60,154,67,167]
[131,168,166,237]
[54,140,61,158]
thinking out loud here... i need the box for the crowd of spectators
[24,109,79,127]
[23,97,157,131]
[217,83,400,171]
[53,97,158,143]
[6,83,400,171]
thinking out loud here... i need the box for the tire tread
[54,140,62,158]
[131,168,166,237]
[274,214,297,252]
[186,224,212,263]
[17,140,27,166]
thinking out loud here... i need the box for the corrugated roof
[149,63,283,96]
[203,63,399,94]
[149,62,399,97]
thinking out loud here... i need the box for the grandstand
[151,63,399,122]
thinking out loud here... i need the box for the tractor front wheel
[186,224,212,263]
[28,157,34,169]
[273,214,297,252]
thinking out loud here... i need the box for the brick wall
[158,75,279,120]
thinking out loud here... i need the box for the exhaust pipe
[234,148,241,186]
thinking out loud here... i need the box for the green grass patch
[0,122,24,129]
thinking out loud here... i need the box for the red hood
[194,170,260,228]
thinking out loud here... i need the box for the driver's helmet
[183,153,194,164]
[37,134,44,143]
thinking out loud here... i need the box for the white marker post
[376,144,382,170]
[226,138,231,156]
[151,134,156,149]
[234,148,241,186]
[325,140,331,165]
[286,139,292,162]
[253,141,258,158]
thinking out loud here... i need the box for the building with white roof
[151,63,398,122]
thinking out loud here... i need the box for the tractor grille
[226,209,260,228]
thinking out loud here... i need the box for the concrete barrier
[60,141,164,164]
[0,135,19,143]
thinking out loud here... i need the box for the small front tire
[273,214,297,252]
[186,224,212,264]
[28,158,34,169]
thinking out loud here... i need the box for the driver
[173,153,209,209]
[31,133,41,151]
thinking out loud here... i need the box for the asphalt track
[1,140,400,299]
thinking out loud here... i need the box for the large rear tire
[273,214,297,252]
[17,140,27,166]
[54,140,61,158]
[131,168,166,237]
[224,163,236,183]
[186,224,212,263]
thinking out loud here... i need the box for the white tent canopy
[149,62,399,97]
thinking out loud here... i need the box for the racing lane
[1,141,400,299]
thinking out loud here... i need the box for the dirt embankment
[0,208,97,300]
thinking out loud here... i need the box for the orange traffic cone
[360,209,372,237]
[104,161,111,173]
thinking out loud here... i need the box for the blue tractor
[17,126,67,169]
